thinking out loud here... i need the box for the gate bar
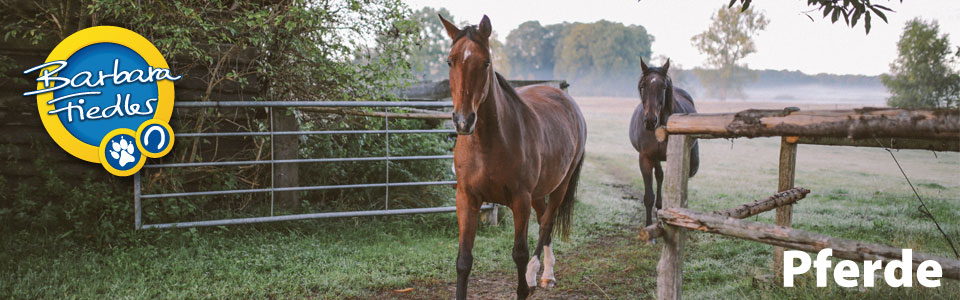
[174,101,453,108]
[143,155,453,168]
[140,180,456,199]
[141,204,494,229]
[176,129,455,137]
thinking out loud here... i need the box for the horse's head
[439,14,493,135]
[638,58,673,131]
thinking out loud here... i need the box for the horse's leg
[511,195,533,299]
[455,192,481,300]
[525,197,546,287]
[534,181,569,288]
[640,154,656,227]
[532,197,546,223]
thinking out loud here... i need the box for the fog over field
[562,70,892,107]
[741,85,890,106]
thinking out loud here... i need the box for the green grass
[2,97,958,299]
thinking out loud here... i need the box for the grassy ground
[1,97,957,299]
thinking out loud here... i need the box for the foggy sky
[405,0,960,76]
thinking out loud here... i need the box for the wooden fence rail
[638,187,810,242]
[651,107,959,299]
[655,108,960,142]
[658,207,960,280]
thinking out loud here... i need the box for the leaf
[851,10,862,27]
[870,6,888,23]
[832,9,840,23]
[873,4,893,11]
[853,0,865,11]
[823,5,833,18]
[864,11,872,34]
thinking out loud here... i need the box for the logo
[23,26,179,176]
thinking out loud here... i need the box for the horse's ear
[663,58,671,74]
[478,15,492,40]
[439,14,460,40]
[640,58,649,74]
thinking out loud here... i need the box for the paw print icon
[99,128,145,176]
[110,137,137,167]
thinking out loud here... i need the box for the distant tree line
[409,7,654,96]
[700,69,883,87]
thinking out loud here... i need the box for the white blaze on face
[463,49,472,62]
[525,255,540,287]
[541,245,556,287]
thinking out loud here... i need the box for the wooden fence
[645,107,960,299]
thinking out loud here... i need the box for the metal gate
[134,101,493,229]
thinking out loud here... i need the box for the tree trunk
[272,108,299,211]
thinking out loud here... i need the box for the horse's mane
[452,25,489,48]
[641,67,669,78]
[494,71,522,103]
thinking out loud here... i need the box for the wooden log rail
[797,136,959,152]
[638,187,810,242]
[655,108,960,142]
[658,208,960,280]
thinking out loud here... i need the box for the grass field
[1,97,957,299]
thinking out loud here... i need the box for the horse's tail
[555,153,584,242]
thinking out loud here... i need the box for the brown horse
[629,59,699,229]
[440,15,587,300]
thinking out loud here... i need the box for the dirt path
[374,227,657,300]
[372,178,657,299]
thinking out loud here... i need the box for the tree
[505,21,555,79]
[882,18,960,109]
[408,7,456,81]
[727,0,897,34]
[1,0,435,213]
[552,20,653,95]
[488,31,511,77]
[691,4,768,100]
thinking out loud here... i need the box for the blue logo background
[53,43,158,146]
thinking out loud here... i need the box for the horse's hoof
[540,278,556,288]
[525,258,540,287]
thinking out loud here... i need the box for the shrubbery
[0,0,455,243]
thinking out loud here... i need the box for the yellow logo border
[35,26,175,163]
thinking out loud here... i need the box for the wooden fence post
[773,136,798,281]
[657,134,692,300]
[481,203,499,226]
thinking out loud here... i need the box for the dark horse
[440,15,587,300]
[629,59,699,228]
